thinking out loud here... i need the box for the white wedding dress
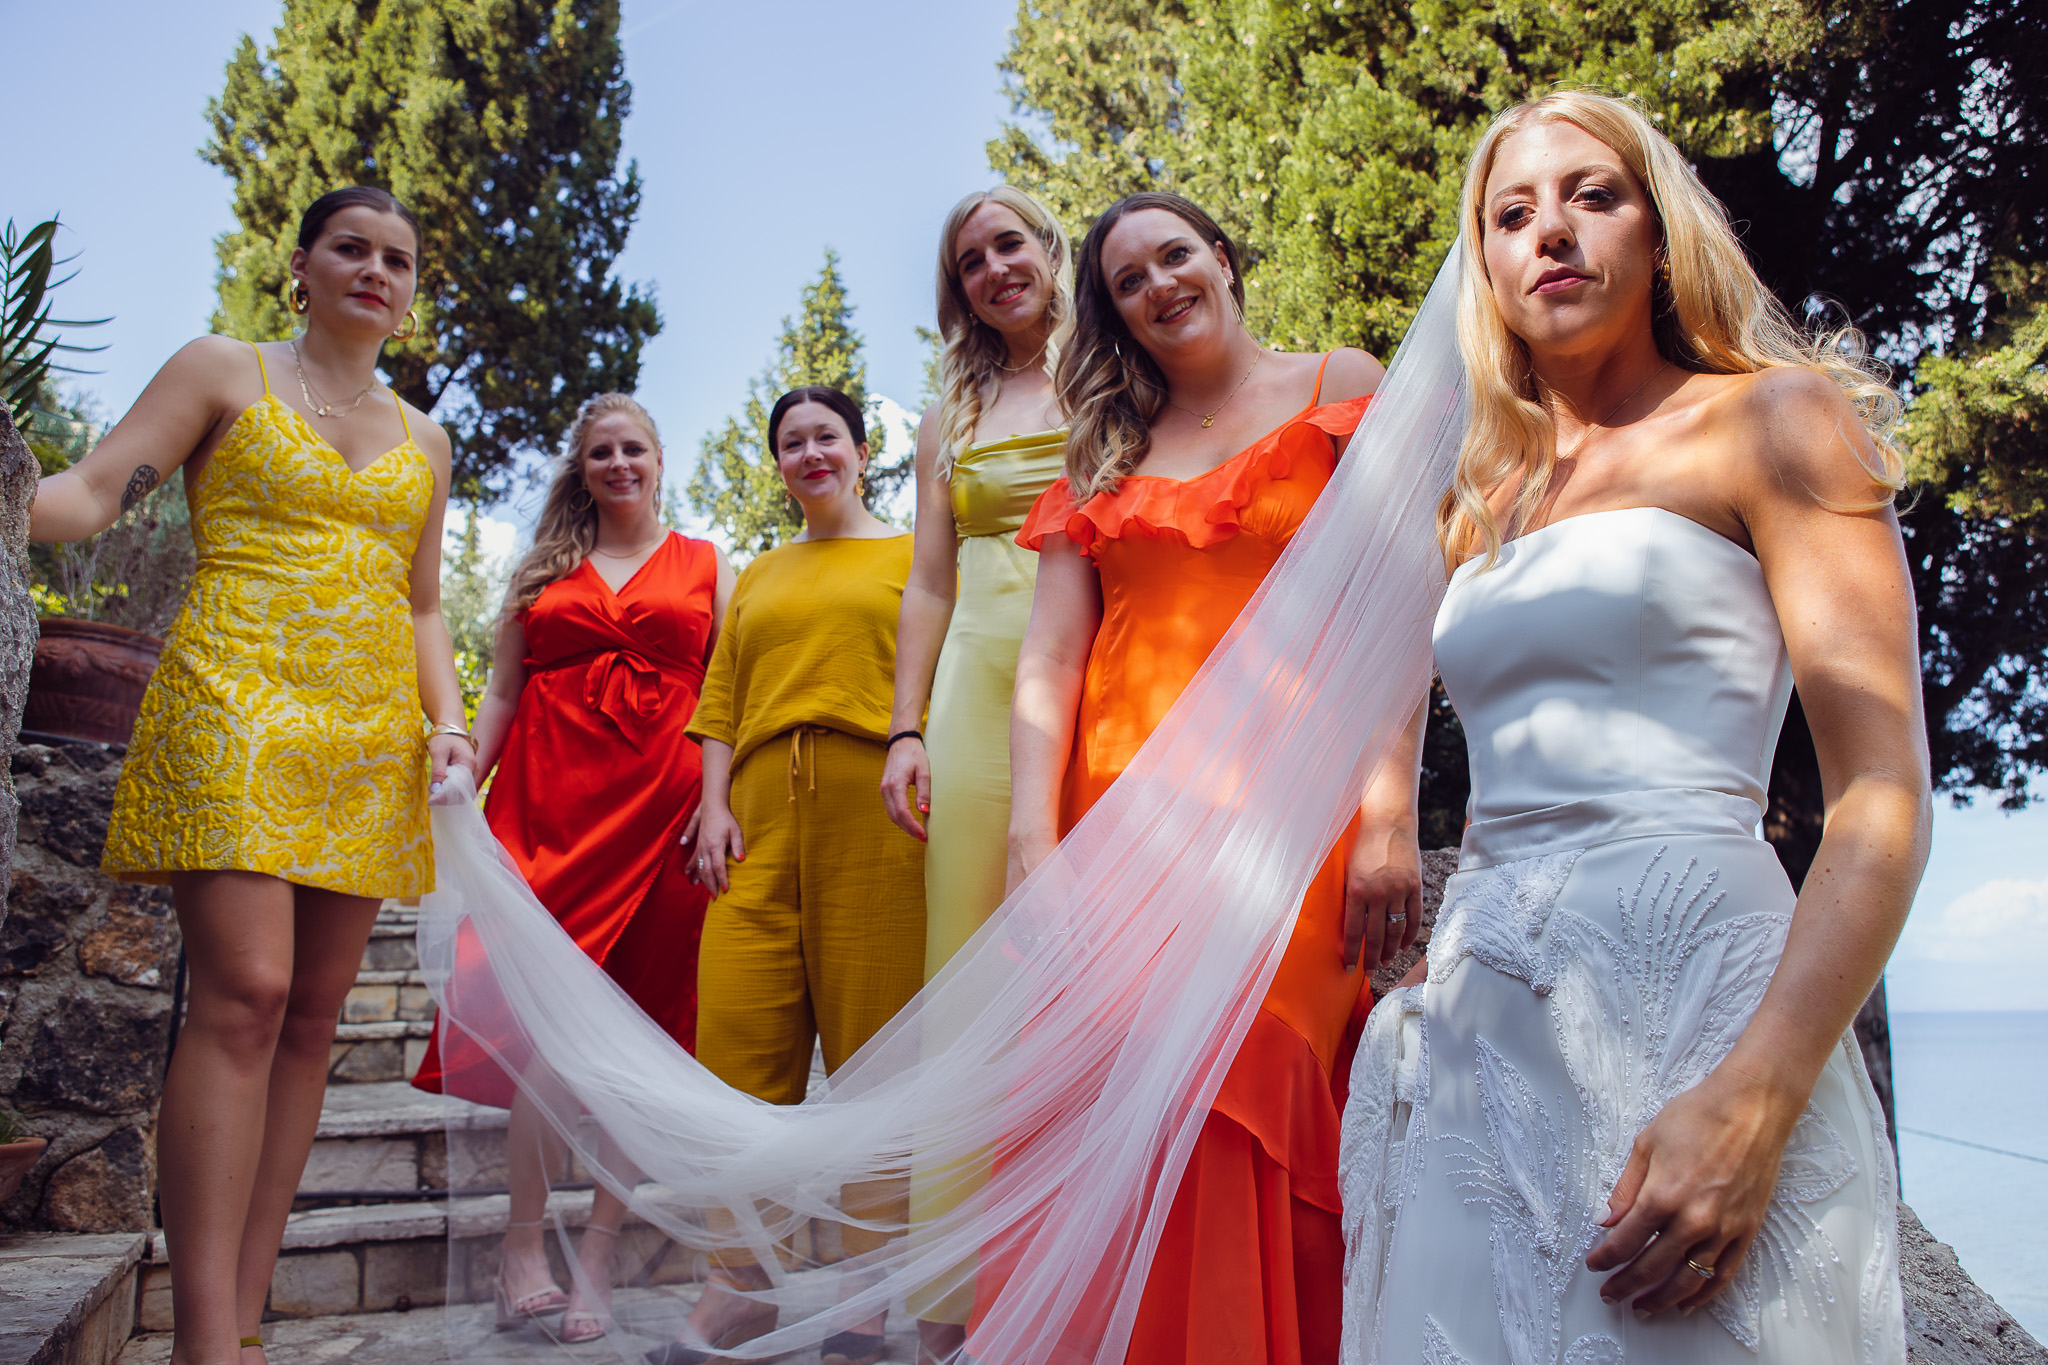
[1339,505,1905,1364]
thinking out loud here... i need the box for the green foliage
[203,0,661,497]
[687,251,907,559]
[994,0,1775,358]
[0,1108,26,1144]
[440,505,507,718]
[999,0,2048,822]
[26,386,197,635]
[2,217,108,426]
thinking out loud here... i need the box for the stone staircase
[137,903,713,1331]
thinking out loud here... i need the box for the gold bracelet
[428,721,474,745]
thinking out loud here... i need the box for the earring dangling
[569,485,595,513]
[289,280,311,315]
[392,309,420,341]
[857,473,867,499]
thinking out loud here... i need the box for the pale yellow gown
[102,342,435,899]
[908,427,1064,1325]
[920,428,1066,974]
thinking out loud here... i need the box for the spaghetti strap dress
[414,532,719,1105]
[1003,360,1374,1364]
[102,340,435,899]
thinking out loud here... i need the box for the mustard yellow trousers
[697,726,926,1262]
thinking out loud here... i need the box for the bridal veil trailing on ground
[417,248,1470,1364]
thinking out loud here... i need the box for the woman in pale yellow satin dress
[29,187,474,1365]
[877,185,1073,1365]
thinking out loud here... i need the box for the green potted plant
[5,216,188,746]
[0,1107,45,1206]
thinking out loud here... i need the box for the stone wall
[0,741,178,1231]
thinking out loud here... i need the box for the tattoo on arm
[120,465,161,513]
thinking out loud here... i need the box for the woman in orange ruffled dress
[1002,193,1423,1364]
[413,393,732,1345]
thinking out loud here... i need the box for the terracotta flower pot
[21,617,164,747]
[0,1137,47,1206]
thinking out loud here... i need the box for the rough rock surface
[0,742,177,1230]
[1903,1204,2048,1363]
[0,406,40,918]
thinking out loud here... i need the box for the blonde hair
[502,393,662,619]
[1057,192,1249,499]
[934,186,1074,476]
[1441,89,1905,568]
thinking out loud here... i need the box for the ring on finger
[1685,1257,1717,1281]
[1387,912,1409,924]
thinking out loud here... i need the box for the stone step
[135,1189,726,1329]
[0,1231,146,1365]
[299,1082,507,1205]
[330,910,428,1084]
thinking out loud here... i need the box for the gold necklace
[1553,362,1671,460]
[591,530,667,559]
[1168,350,1263,429]
[289,340,378,419]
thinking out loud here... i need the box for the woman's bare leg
[161,873,296,1365]
[499,1088,569,1305]
[228,887,381,1350]
[563,1140,637,1327]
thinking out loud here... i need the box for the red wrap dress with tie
[414,532,718,1106]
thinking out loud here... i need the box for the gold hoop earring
[392,309,420,341]
[289,280,311,315]
[569,485,595,513]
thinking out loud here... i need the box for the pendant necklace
[1169,350,1262,429]
[290,340,378,419]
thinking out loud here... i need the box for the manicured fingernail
[1682,1306,1696,1318]
[1633,1309,1650,1321]
[1601,1293,1618,1305]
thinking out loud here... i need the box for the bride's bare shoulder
[1713,366,1896,512]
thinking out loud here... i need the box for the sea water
[1893,1010,2048,1339]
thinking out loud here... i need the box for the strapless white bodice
[1433,506,1792,865]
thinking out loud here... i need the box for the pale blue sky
[9,0,2046,1003]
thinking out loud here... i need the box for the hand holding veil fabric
[418,246,1470,1364]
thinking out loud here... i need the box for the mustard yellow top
[103,340,435,899]
[687,532,915,768]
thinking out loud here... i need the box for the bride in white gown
[1340,92,1927,1364]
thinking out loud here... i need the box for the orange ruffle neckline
[1017,396,1369,557]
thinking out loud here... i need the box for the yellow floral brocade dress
[102,342,436,899]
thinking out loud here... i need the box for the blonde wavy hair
[1441,90,1905,568]
[1057,192,1250,499]
[934,186,1074,476]
[502,393,662,620]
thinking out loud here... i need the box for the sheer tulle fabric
[419,250,1469,1364]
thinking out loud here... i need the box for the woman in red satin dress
[999,194,1425,1364]
[413,393,733,1344]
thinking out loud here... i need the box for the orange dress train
[1005,383,1374,1364]
[413,533,718,1106]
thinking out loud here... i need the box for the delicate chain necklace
[591,529,667,559]
[1552,362,1670,460]
[1168,349,1263,429]
[289,340,378,419]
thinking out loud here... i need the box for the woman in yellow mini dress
[30,186,474,1365]
[658,385,923,1365]
[876,186,1070,1364]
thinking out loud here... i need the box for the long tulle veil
[419,243,1469,1363]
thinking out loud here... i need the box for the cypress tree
[689,251,905,559]
[203,0,661,496]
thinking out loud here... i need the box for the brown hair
[768,385,868,456]
[1055,193,1248,498]
[298,186,423,258]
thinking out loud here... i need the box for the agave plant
[2,216,107,426]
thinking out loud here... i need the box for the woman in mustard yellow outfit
[877,186,1071,1363]
[29,187,474,1365]
[660,385,923,1365]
